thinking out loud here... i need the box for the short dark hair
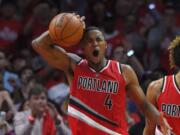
[168,36,180,68]
[81,26,104,44]
[84,26,103,37]
[28,84,46,99]
[18,66,33,77]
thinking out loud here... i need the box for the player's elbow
[31,39,42,52]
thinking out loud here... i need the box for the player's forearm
[32,31,68,57]
[143,119,156,135]
[143,126,154,135]
[142,101,161,125]
[32,31,53,52]
[128,56,144,79]
[32,31,61,62]
[32,31,72,71]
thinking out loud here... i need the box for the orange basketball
[49,13,84,47]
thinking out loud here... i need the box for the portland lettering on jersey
[77,76,119,94]
[161,103,180,117]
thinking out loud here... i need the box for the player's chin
[91,57,101,64]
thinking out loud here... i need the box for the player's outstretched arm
[143,80,162,135]
[143,79,172,135]
[121,65,171,135]
[32,31,81,72]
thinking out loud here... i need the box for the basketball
[49,13,84,47]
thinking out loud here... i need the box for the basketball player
[32,17,171,135]
[143,36,180,135]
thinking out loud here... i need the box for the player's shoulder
[68,53,82,64]
[67,53,83,71]
[147,77,164,99]
[120,64,136,77]
[148,78,164,91]
[119,64,137,84]
[120,64,133,72]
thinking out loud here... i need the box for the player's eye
[87,38,94,43]
[96,37,104,42]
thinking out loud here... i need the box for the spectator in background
[0,68,15,134]
[147,3,180,72]
[22,2,56,52]
[9,55,27,73]
[103,12,123,58]
[0,90,16,135]
[14,84,71,135]
[114,0,141,31]
[89,1,106,28]
[0,51,8,75]
[112,45,144,80]
[48,73,70,115]
[0,111,14,135]
[18,67,34,100]
[0,90,16,118]
[60,0,87,16]
[0,51,20,94]
[10,66,35,110]
[0,0,22,55]
[125,14,146,63]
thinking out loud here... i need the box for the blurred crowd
[0,0,179,134]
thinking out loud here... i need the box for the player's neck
[88,58,108,72]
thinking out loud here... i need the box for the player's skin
[32,15,171,135]
[143,71,180,135]
[143,78,164,135]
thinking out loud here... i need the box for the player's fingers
[75,15,80,19]
[81,16,85,21]
[72,12,80,19]
[79,16,86,29]
[72,13,85,29]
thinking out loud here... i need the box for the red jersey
[0,18,22,54]
[68,59,128,135]
[157,75,180,135]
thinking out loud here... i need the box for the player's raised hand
[72,13,86,29]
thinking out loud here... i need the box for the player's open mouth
[93,50,99,57]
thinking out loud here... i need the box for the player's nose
[91,40,98,47]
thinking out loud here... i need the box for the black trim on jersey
[77,58,83,65]
[119,63,123,74]
[160,77,165,92]
[88,59,109,72]
[67,53,82,65]
[174,75,180,92]
[69,96,119,127]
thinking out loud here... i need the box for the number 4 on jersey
[104,94,113,110]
